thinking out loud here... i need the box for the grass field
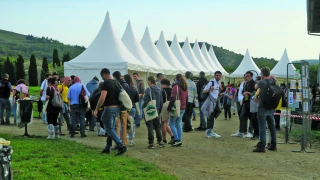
[0,133,176,180]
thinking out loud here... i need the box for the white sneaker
[231,131,244,137]
[212,132,221,138]
[129,141,135,147]
[245,132,253,138]
[55,134,60,139]
[206,130,220,138]
[46,134,55,139]
[98,128,106,136]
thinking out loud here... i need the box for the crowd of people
[0,66,287,155]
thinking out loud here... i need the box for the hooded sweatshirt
[142,85,163,111]
[86,79,99,95]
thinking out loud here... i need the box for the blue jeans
[258,107,277,149]
[192,108,196,118]
[128,108,136,139]
[0,98,11,123]
[101,107,123,146]
[12,103,17,123]
[199,101,206,128]
[70,105,86,135]
[169,110,185,142]
[42,100,47,123]
[134,99,142,126]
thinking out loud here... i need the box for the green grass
[0,134,176,180]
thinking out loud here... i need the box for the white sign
[289,92,293,105]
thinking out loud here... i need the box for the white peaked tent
[156,31,188,73]
[64,12,147,84]
[121,20,162,74]
[230,49,260,77]
[203,45,229,76]
[193,40,217,73]
[170,34,200,74]
[271,49,296,78]
[140,27,178,75]
[182,38,211,75]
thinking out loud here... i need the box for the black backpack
[78,85,88,107]
[261,80,282,109]
[199,81,214,100]
[89,89,101,110]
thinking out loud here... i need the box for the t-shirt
[58,84,69,103]
[204,78,220,99]
[102,79,120,107]
[40,80,48,101]
[257,79,272,108]
[242,79,255,104]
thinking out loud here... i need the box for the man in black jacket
[113,71,130,146]
[195,71,208,131]
[0,74,12,125]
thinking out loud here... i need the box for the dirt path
[1,111,319,180]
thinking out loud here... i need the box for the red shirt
[167,84,188,111]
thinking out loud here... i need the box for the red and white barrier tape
[273,112,320,120]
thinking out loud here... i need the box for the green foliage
[15,54,25,81]
[62,52,70,64]
[41,57,49,81]
[28,54,38,86]
[4,56,15,84]
[0,29,85,62]
[293,63,318,85]
[0,133,176,180]
[52,48,60,67]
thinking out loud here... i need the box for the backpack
[89,89,101,110]
[261,80,282,109]
[79,85,88,107]
[199,81,214,100]
[51,87,63,108]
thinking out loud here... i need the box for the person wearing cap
[156,73,164,88]
[182,71,197,132]
[67,76,90,138]
[86,76,100,131]
[0,73,12,125]
[40,73,52,124]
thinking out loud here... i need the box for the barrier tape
[273,112,320,121]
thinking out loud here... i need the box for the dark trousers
[47,113,59,126]
[145,117,162,144]
[70,105,86,136]
[239,104,251,133]
[251,112,259,137]
[224,104,231,118]
[274,110,281,129]
[207,113,215,130]
[182,102,193,131]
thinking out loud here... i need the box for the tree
[52,48,60,67]
[41,57,49,81]
[4,56,15,85]
[62,52,70,64]
[28,54,38,86]
[15,55,25,80]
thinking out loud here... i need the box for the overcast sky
[0,0,318,60]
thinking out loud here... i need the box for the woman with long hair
[167,74,188,146]
[124,74,139,146]
[46,77,62,139]
[11,79,29,124]
[142,76,164,149]
[160,79,175,144]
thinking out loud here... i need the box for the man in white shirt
[40,73,52,124]
[201,71,222,138]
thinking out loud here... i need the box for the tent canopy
[64,12,147,84]
[271,49,297,78]
[230,49,260,78]
[205,45,229,76]
[193,40,217,73]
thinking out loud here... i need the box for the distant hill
[292,59,318,65]
[0,29,85,61]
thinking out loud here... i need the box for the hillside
[0,29,85,61]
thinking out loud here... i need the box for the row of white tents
[64,12,297,84]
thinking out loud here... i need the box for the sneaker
[231,131,244,138]
[253,147,266,153]
[46,135,55,139]
[111,146,120,151]
[192,117,196,121]
[266,143,271,149]
[55,134,60,139]
[129,141,135,147]
[158,142,165,148]
[245,132,253,138]
[148,144,155,149]
[251,136,259,140]
[168,139,175,145]
[116,146,127,156]
[172,140,182,146]
[80,134,87,138]
[254,142,262,148]
[163,140,167,144]
[1,120,5,125]
[70,134,75,138]
[194,127,203,131]
[212,132,221,138]
[207,132,221,138]
[101,147,110,154]
[267,145,277,151]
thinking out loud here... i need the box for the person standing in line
[45,78,62,139]
[58,76,72,133]
[11,79,29,125]
[94,68,127,155]
[182,71,197,132]
[167,74,188,146]
[67,76,90,138]
[133,72,145,127]
[86,76,100,131]
[236,76,246,115]
[40,73,52,124]
[201,71,223,138]
[250,77,261,140]
[0,74,12,125]
[195,71,208,131]
[160,78,175,144]
[230,84,237,115]
[156,73,164,88]
[124,74,139,147]
[142,76,164,149]
[253,67,278,152]
[221,87,233,120]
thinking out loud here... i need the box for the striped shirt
[186,79,197,103]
